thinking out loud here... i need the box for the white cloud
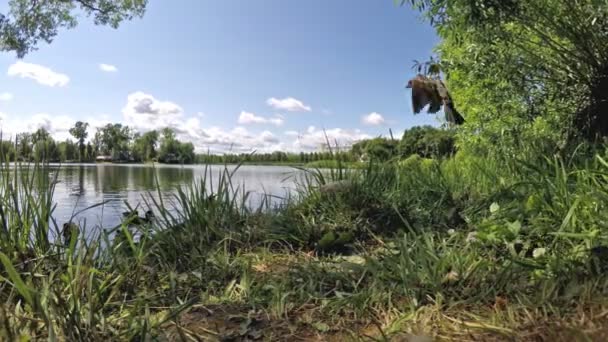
[284,130,299,137]
[289,126,371,152]
[266,97,311,112]
[0,90,376,155]
[0,92,13,101]
[238,111,284,126]
[0,112,76,141]
[122,91,184,132]
[194,126,282,154]
[7,61,69,87]
[122,91,211,146]
[362,112,385,126]
[99,63,118,72]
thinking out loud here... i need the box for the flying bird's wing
[409,77,432,114]
[426,79,442,114]
[435,80,465,125]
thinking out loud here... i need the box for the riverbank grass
[1,150,608,340]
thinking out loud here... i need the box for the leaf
[490,202,500,213]
[532,248,547,259]
[312,322,330,332]
[508,220,521,235]
[0,252,34,306]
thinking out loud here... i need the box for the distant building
[95,155,112,162]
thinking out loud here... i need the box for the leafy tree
[69,121,89,162]
[58,139,77,161]
[16,132,32,161]
[399,125,455,158]
[99,123,131,160]
[352,138,398,162]
[34,138,59,162]
[32,127,50,144]
[402,0,608,154]
[86,142,94,161]
[0,0,147,57]
[158,128,195,163]
[132,130,159,162]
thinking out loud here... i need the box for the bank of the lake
[2,151,608,341]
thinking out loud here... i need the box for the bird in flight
[406,74,465,126]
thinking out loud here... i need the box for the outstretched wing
[435,80,465,125]
[409,78,431,114]
[409,74,439,114]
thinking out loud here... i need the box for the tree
[99,123,131,160]
[133,130,159,161]
[69,121,89,161]
[398,126,455,158]
[403,0,608,145]
[34,138,59,162]
[159,128,178,162]
[32,127,50,144]
[58,139,77,162]
[86,142,94,161]
[16,132,32,161]
[352,138,398,162]
[0,0,147,57]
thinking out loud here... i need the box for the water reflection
[44,164,302,229]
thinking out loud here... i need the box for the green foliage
[403,0,608,155]
[158,128,195,164]
[132,130,159,162]
[69,121,89,161]
[0,0,147,57]
[352,137,399,162]
[99,123,131,159]
[398,125,455,158]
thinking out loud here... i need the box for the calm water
[47,164,305,229]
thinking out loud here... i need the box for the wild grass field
[2,144,608,341]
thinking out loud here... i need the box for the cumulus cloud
[194,126,282,154]
[238,111,284,126]
[99,63,118,72]
[121,91,212,144]
[7,61,69,87]
[0,90,375,155]
[287,126,371,151]
[0,92,13,101]
[266,97,311,112]
[0,112,76,141]
[361,112,385,126]
[122,91,184,131]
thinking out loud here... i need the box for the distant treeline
[195,125,456,165]
[195,151,358,165]
[0,122,195,164]
[0,123,454,165]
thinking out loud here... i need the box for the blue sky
[0,0,440,153]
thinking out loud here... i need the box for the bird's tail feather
[445,104,465,125]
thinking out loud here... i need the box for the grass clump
[1,146,608,340]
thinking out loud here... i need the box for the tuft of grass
[1,146,608,340]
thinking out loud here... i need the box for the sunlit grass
[1,147,608,340]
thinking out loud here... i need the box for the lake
[46,164,306,229]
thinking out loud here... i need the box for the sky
[0,0,441,154]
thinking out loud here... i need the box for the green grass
[1,148,608,340]
[305,159,364,169]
